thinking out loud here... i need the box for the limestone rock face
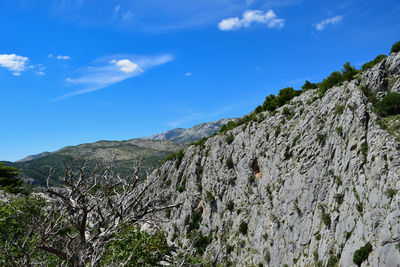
[153,52,400,266]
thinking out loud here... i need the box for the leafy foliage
[103,224,170,266]
[361,54,387,71]
[375,92,400,116]
[353,242,372,266]
[239,221,248,235]
[301,80,318,91]
[391,41,400,54]
[0,163,23,194]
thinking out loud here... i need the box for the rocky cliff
[153,52,400,266]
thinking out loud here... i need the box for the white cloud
[315,15,343,31]
[110,59,139,73]
[185,72,193,77]
[0,54,29,76]
[53,54,173,101]
[218,9,284,31]
[56,55,71,60]
[36,71,46,76]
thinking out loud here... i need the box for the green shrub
[188,210,203,232]
[361,54,387,71]
[263,94,279,112]
[302,80,318,91]
[248,175,255,184]
[334,193,344,205]
[205,191,215,202]
[361,142,368,158]
[103,225,171,266]
[264,250,271,263]
[385,188,398,199]
[292,134,300,146]
[336,126,343,136]
[321,212,331,226]
[327,253,339,267]
[342,62,358,82]
[227,200,234,211]
[334,104,345,115]
[315,233,321,241]
[317,133,327,146]
[360,85,378,105]
[353,242,372,266]
[239,221,248,235]
[391,41,400,54]
[375,92,400,116]
[0,162,24,194]
[319,71,344,97]
[226,244,234,254]
[194,233,212,255]
[274,124,281,137]
[225,134,234,145]
[226,157,234,169]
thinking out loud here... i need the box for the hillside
[5,139,184,186]
[152,51,400,266]
[6,120,233,187]
[144,118,232,144]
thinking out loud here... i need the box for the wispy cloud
[53,54,173,101]
[57,55,71,60]
[0,54,29,76]
[34,0,300,32]
[185,72,193,77]
[218,9,284,31]
[315,15,343,31]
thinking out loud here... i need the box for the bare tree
[2,160,180,267]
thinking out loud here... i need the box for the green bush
[226,157,234,169]
[302,80,318,91]
[319,71,344,97]
[360,85,378,105]
[375,92,400,116]
[227,200,234,211]
[391,41,400,54]
[226,244,234,254]
[188,210,203,233]
[0,162,24,194]
[361,54,387,71]
[239,221,248,235]
[248,175,255,184]
[321,212,331,226]
[194,233,212,255]
[385,188,398,199]
[353,242,372,266]
[317,133,327,146]
[342,62,358,82]
[225,134,234,145]
[103,225,170,266]
[334,104,345,115]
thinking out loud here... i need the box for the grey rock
[151,52,400,266]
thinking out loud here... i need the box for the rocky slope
[145,118,232,144]
[152,52,400,266]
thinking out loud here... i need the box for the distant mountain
[4,139,184,187]
[17,152,51,162]
[7,119,232,187]
[144,118,232,144]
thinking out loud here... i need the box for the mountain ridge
[150,51,400,266]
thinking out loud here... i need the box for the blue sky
[1,0,399,161]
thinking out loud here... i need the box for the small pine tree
[0,163,23,194]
